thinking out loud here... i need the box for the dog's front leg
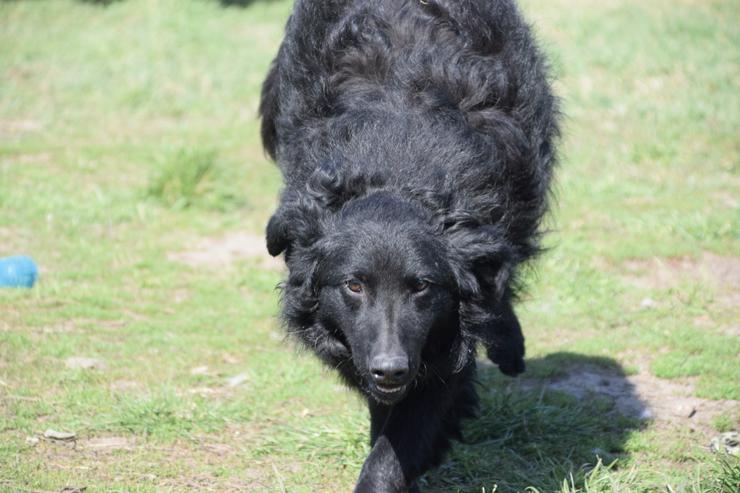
[354,434,410,493]
[354,391,450,493]
[484,299,526,376]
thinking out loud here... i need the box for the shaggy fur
[260,1,558,491]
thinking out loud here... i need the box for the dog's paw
[486,342,525,377]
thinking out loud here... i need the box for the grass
[0,0,738,491]
[145,147,246,211]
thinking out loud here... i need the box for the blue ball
[0,255,38,288]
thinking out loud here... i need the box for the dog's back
[261,0,557,262]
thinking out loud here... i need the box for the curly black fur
[261,1,559,490]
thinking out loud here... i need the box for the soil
[0,119,42,137]
[622,252,740,308]
[168,232,284,271]
[20,426,273,493]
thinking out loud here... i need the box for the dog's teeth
[376,384,405,394]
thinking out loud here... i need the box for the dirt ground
[168,232,284,271]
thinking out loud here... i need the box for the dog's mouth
[374,382,407,395]
[370,382,409,404]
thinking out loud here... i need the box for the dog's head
[267,166,520,404]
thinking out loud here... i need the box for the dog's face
[268,180,523,400]
[314,195,458,404]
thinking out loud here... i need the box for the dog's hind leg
[484,300,526,376]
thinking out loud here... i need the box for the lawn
[0,0,738,491]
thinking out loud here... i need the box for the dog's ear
[265,174,340,258]
[265,201,325,258]
[266,161,352,257]
[266,210,291,257]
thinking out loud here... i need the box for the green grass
[1,0,738,491]
[145,147,247,211]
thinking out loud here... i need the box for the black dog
[260,1,558,491]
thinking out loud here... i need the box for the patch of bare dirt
[622,253,740,332]
[517,364,739,434]
[0,119,43,136]
[722,323,740,338]
[694,316,740,337]
[0,152,51,165]
[622,252,739,295]
[19,427,274,493]
[36,318,129,335]
[109,380,140,392]
[65,357,107,371]
[715,191,738,209]
[168,232,284,271]
[81,436,136,452]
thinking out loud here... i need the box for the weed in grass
[712,415,735,434]
[714,455,740,493]
[145,147,246,211]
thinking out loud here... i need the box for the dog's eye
[346,280,363,294]
[411,279,429,292]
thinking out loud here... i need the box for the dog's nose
[370,355,409,385]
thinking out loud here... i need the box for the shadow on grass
[421,352,647,493]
